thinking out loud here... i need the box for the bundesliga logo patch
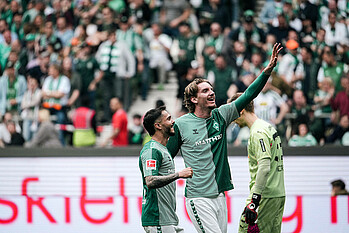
[146,160,156,170]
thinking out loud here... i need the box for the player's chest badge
[213,121,219,131]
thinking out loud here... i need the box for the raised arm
[235,43,282,112]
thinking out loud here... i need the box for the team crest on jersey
[213,121,219,131]
[146,160,156,170]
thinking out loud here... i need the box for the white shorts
[185,193,227,233]
[143,225,184,233]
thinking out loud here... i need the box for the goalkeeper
[228,93,285,233]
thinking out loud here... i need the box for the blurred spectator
[95,29,135,121]
[25,108,63,148]
[21,76,42,141]
[74,42,100,109]
[283,0,302,33]
[323,11,349,50]
[229,40,248,77]
[201,22,231,75]
[42,63,71,145]
[148,23,172,90]
[171,22,203,84]
[297,0,318,30]
[70,95,97,147]
[207,55,235,107]
[26,49,51,84]
[331,75,349,122]
[260,0,283,27]
[317,46,348,94]
[0,111,21,146]
[198,0,231,36]
[176,60,201,117]
[299,46,319,101]
[0,19,19,44]
[37,21,63,56]
[268,12,294,45]
[117,15,144,110]
[126,0,152,27]
[331,179,349,196]
[63,56,81,108]
[0,61,27,117]
[326,76,349,144]
[128,113,144,145]
[310,28,326,61]
[313,77,334,118]
[159,0,191,37]
[229,10,265,58]
[288,123,317,147]
[254,79,289,127]
[101,97,128,147]
[18,33,37,75]
[290,89,313,133]
[4,120,24,146]
[0,29,15,72]
[311,77,335,143]
[22,0,45,24]
[10,12,24,42]
[55,16,74,48]
[97,6,118,35]
[227,72,255,98]
[277,39,303,94]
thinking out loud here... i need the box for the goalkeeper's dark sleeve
[234,71,269,112]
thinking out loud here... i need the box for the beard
[165,126,175,136]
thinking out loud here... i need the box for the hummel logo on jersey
[146,160,156,170]
[213,121,219,131]
[193,129,199,134]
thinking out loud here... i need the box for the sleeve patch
[146,160,157,170]
[259,139,266,152]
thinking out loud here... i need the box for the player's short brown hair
[184,78,212,113]
[227,92,254,113]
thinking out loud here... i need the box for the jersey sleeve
[140,148,163,177]
[217,102,240,125]
[166,124,182,158]
[251,130,272,161]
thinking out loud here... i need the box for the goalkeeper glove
[244,193,261,225]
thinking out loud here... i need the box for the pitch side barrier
[0,145,348,157]
[0,146,348,232]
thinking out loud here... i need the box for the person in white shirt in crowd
[148,23,172,90]
[254,79,289,127]
[323,11,349,53]
[41,63,71,145]
[21,76,42,141]
[277,39,304,91]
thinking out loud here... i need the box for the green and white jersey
[248,119,285,198]
[139,139,178,226]
[167,103,239,198]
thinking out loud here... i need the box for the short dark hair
[143,106,166,136]
[184,78,212,113]
[227,92,254,113]
[331,179,346,190]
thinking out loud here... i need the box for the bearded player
[139,106,193,233]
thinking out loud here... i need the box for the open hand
[264,43,283,75]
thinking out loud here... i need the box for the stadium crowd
[0,0,348,147]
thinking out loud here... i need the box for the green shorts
[238,196,285,233]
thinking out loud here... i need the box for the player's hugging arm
[145,173,180,189]
[145,167,193,189]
